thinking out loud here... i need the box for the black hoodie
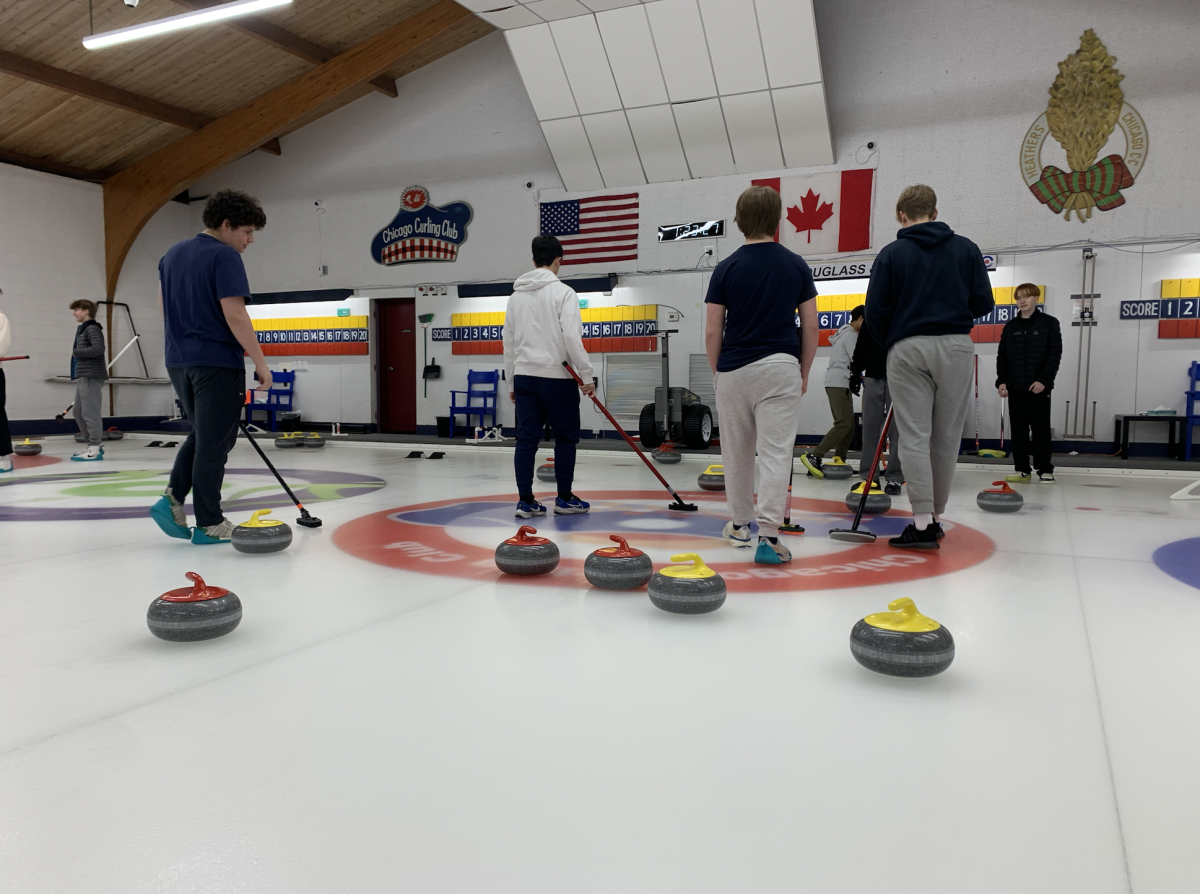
[865,221,994,349]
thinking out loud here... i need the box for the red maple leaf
[786,189,835,242]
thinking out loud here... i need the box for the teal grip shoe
[149,495,191,540]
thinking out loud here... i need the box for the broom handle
[850,405,893,532]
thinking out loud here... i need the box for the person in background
[69,299,107,462]
[849,309,903,495]
[503,234,595,518]
[866,184,994,549]
[801,305,863,478]
[150,190,272,545]
[997,283,1062,483]
[0,288,12,474]
[706,185,819,565]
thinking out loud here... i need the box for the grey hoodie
[503,268,594,383]
[824,324,858,389]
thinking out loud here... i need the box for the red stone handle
[160,571,229,603]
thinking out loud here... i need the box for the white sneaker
[0,455,12,473]
[722,520,753,547]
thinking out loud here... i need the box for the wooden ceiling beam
[0,49,281,156]
[0,149,112,182]
[102,0,472,297]
[172,0,399,98]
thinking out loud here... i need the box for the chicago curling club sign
[371,186,472,265]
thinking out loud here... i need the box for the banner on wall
[370,186,472,266]
[752,170,874,255]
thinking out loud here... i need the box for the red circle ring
[333,491,995,592]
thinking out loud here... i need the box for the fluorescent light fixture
[83,0,292,49]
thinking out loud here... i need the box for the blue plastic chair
[245,370,296,431]
[449,370,499,437]
[1186,360,1199,461]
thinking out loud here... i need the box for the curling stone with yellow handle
[14,438,42,456]
[231,509,293,554]
[697,464,725,491]
[822,457,854,480]
[275,432,303,449]
[648,553,726,614]
[845,480,891,514]
[850,597,954,677]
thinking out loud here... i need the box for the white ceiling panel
[596,5,668,108]
[541,117,605,192]
[755,0,822,87]
[698,0,768,95]
[626,105,690,182]
[720,91,782,174]
[505,25,578,120]
[524,0,592,22]
[478,6,545,28]
[550,16,622,114]
[772,83,834,167]
[672,98,735,178]
[645,0,717,103]
[580,0,641,10]
[583,111,647,187]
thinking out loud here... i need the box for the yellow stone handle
[251,509,272,525]
[703,464,724,474]
[670,552,704,569]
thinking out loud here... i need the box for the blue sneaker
[515,499,547,518]
[149,493,191,540]
[754,537,791,565]
[70,446,104,462]
[554,495,590,515]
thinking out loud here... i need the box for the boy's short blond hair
[896,185,937,222]
[735,185,782,239]
[1014,283,1041,300]
[70,299,98,319]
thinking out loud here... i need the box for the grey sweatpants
[860,377,903,483]
[886,335,974,516]
[73,376,105,446]
[713,354,803,538]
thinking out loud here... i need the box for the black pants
[1008,389,1053,474]
[514,375,580,498]
[0,369,11,457]
[168,366,246,527]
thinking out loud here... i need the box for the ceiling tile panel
[541,116,605,192]
[549,16,623,114]
[478,6,546,28]
[720,91,782,174]
[596,5,669,108]
[579,0,643,10]
[698,0,768,95]
[671,98,734,178]
[524,0,593,22]
[645,0,717,103]
[583,111,647,187]
[505,24,579,120]
[755,0,822,88]
[772,83,834,167]
[625,104,690,182]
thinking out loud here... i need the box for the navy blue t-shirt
[705,242,817,372]
[159,233,251,369]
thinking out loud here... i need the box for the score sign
[1120,299,1200,319]
[1119,300,1160,319]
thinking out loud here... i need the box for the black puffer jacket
[72,319,107,380]
[996,309,1062,391]
[850,321,888,380]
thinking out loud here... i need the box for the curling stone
[303,433,325,448]
[584,535,654,590]
[648,553,726,614]
[850,597,954,677]
[822,457,854,480]
[102,428,124,441]
[231,509,293,554]
[147,571,242,642]
[652,444,682,464]
[977,480,1024,513]
[697,464,725,491]
[536,459,556,482]
[495,525,560,576]
[14,438,41,456]
[846,480,891,514]
[275,433,302,448]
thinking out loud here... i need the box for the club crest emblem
[370,186,473,265]
[1021,30,1148,222]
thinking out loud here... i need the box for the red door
[377,298,417,433]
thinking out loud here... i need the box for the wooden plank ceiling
[0,0,493,180]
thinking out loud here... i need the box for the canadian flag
[752,170,875,255]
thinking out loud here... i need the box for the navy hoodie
[865,221,994,349]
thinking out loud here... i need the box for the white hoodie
[824,323,858,389]
[503,268,595,384]
[0,312,11,368]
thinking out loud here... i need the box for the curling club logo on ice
[370,186,473,265]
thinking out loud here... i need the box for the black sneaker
[884,480,902,496]
[800,453,824,478]
[932,521,945,541]
[888,522,940,549]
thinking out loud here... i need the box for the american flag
[539,193,639,266]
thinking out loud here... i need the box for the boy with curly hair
[69,299,107,461]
